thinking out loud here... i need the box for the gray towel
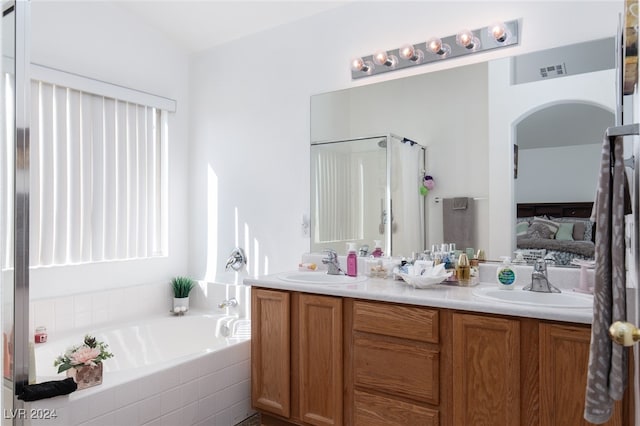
[442,197,475,249]
[584,135,630,424]
[453,197,468,210]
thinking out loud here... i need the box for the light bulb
[456,29,480,50]
[426,37,450,57]
[489,22,509,43]
[399,44,424,63]
[373,50,388,65]
[351,57,372,73]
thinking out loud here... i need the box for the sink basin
[472,287,593,309]
[278,272,368,285]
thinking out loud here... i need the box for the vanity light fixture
[456,29,481,51]
[350,19,520,79]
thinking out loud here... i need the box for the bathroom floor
[235,413,260,426]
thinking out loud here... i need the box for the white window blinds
[29,80,166,267]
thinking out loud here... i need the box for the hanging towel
[443,197,475,249]
[453,197,468,210]
[584,135,631,424]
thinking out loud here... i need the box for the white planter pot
[173,296,189,312]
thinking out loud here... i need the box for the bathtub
[26,312,253,426]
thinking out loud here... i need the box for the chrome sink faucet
[322,249,344,275]
[523,259,560,293]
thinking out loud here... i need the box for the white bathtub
[27,312,253,426]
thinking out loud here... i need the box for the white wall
[29,1,190,298]
[516,144,603,203]
[189,0,622,275]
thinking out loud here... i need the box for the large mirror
[311,37,616,264]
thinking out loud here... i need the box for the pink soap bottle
[371,240,383,258]
[346,242,358,277]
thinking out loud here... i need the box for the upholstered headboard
[516,202,594,219]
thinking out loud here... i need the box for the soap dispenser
[496,256,516,290]
[346,243,358,277]
[371,240,383,258]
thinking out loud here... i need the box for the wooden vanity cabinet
[252,288,631,426]
[451,313,629,426]
[252,288,343,426]
[539,323,627,426]
[345,299,446,426]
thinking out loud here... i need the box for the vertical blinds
[29,80,164,266]
[3,78,165,268]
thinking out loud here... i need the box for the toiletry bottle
[346,243,358,277]
[496,256,516,290]
[456,253,471,282]
[371,240,383,258]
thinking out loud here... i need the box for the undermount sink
[472,287,593,309]
[278,272,368,285]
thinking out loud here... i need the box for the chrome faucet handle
[322,249,338,262]
[218,297,238,309]
[225,248,247,271]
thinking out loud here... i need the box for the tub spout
[218,298,238,309]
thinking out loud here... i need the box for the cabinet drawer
[354,389,439,426]
[353,300,439,343]
[353,336,439,404]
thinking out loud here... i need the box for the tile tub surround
[25,320,253,426]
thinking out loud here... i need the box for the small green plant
[172,276,195,298]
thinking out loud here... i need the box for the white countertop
[244,272,594,324]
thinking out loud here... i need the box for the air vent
[540,63,567,78]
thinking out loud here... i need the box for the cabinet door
[251,288,291,418]
[539,323,624,426]
[298,294,343,426]
[453,313,521,426]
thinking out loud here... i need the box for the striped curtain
[28,80,164,267]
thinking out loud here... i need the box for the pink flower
[70,346,101,366]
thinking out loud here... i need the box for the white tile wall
[28,281,251,337]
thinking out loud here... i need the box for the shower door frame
[3,0,30,420]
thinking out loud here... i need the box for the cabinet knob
[609,321,640,346]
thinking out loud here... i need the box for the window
[29,79,167,267]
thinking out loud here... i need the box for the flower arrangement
[54,335,114,374]
[172,276,195,298]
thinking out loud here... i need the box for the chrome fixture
[358,244,369,257]
[350,19,519,79]
[322,249,344,275]
[225,247,246,271]
[523,259,560,293]
[218,297,238,309]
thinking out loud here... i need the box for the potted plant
[54,335,114,390]
[172,276,195,313]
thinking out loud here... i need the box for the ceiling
[114,0,351,53]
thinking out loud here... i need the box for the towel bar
[605,123,639,137]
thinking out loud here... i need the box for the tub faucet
[218,298,238,309]
[322,249,344,275]
[523,259,560,293]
